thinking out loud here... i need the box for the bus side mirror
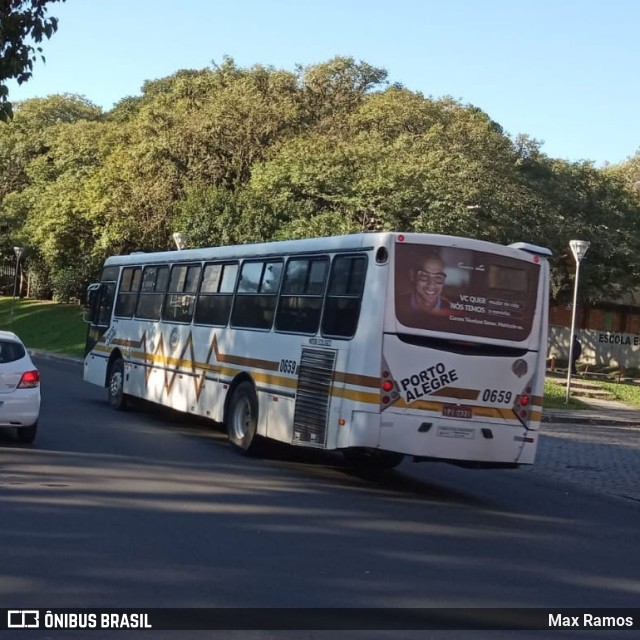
[84,283,102,323]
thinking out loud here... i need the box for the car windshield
[0,340,26,364]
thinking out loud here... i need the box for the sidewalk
[544,374,640,426]
[537,392,640,503]
[544,397,640,427]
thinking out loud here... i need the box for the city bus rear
[380,234,551,467]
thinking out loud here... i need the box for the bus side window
[321,255,367,338]
[231,260,283,330]
[135,265,169,320]
[194,262,238,326]
[163,264,201,323]
[115,267,142,318]
[275,257,328,334]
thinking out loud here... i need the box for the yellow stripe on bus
[92,344,111,354]
[392,397,542,422]
[92,333,542,418]
[94,331,381,396]
[332,387,380,404]
[392,398,443,412]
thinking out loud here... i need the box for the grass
[544,373,640,409]
[594,380,640,408]
[543,379,590,410]
[0,296,86,357]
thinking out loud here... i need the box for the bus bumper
[350,410,539,465]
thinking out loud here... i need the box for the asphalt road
[0,357,638,638]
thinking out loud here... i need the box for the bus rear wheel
[107,358,127,411]
[227,381,260,454]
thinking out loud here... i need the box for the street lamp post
[565,239,590,402]
[172,233,188,251]
[466,205,483,235]
[10,246,24,330]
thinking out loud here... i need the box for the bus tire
[227,381,260,454]
[343,448,405,470]
[107,358,127,411]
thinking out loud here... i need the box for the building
[548,289,640,371]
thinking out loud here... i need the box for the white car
[0,331,40,443]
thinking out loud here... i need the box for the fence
[0,264,18,296]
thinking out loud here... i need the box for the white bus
[83,232,551,469]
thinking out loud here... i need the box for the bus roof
[104,233,381,266]
[508,242,553,257]
[103,232,552,266]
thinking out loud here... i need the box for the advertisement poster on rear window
[395,243,540,340]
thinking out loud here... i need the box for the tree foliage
[0,0,65,121]
[0,56,639,304]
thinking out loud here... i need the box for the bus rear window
[395,243,540,341]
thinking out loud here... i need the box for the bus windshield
[394,242,540,341]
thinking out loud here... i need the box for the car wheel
[107,358,127,410]
[16,421,37,444]
[227,381,260,454]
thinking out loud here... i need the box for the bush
[50,265,87,303]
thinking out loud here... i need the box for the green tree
[529,157,640,303]
[0,95,105,297]
[604,150,640,199]
[247,89,552,246]
[174,183,275,247]
[0,94,101,204]
[0,57,638,307]
[0,0,65,121]
[160,61,303,188]
[296,56,388,129]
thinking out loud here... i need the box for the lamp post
[466,205,483,235]
[172,232,188,251]
[565,239,590,402]
[10,246,24,330]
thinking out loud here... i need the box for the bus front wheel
[107,359,127,411]
[227,381,260,454]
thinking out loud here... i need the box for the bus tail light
[380,361,400,409]
[513,385,533,427]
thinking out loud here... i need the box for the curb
[542,409,640,426]
[29,349,83,366]
[543,414,640,427]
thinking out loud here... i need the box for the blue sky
[7,0,639,166]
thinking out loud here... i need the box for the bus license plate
[442,404,473,419]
